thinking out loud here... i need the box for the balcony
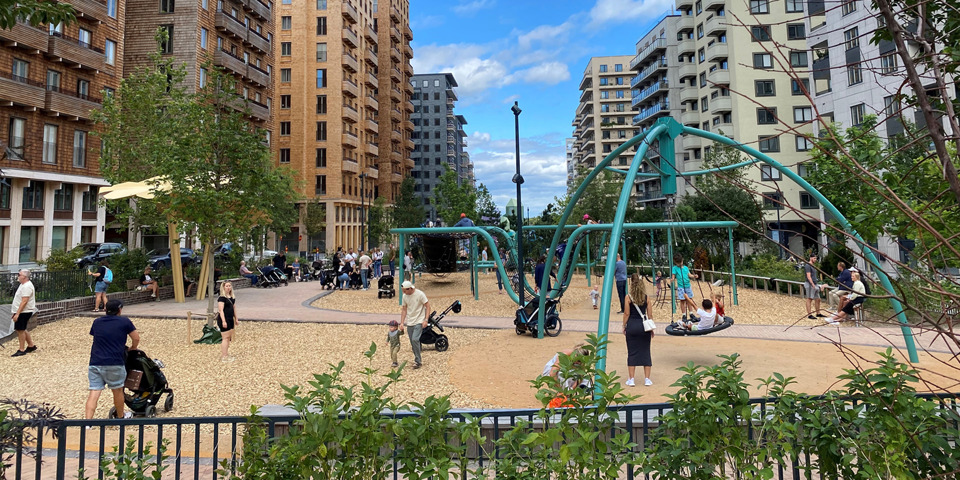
[365,95,379,112]
[45,88,101,120]
[390,7,401,23]
[47,33,108,72]
[365,118,378,132]
[678,40,695,56]
[706,42,728,62]
[403,80,413,94]
[366,142,379,156]
[342,52,359,73]
[389,87,401,100]
[630,58,668,86]
[342,1,359,24]
[390,128,401,142]
[390,66,401,81]
[342,158,359,173]
[389,107,401,121]
[403,25,413,41]
[678,63,697,80]
[246,0,271,22]
[0,22,48,53]
[342,79,359,97]
[403,119,414,131]
[676,14,695,32]
[705,14,727,37]
[676,0,694,8]
[364,71,378,87]
[215,10,248,42]
[390,46,401,62]
[70,0,109,23]
[707,68,730,85]
[365,48,379,67]
[681,134,702,150]
[365,165,379,178]
[247,29,270,54]
[679,86,698,103]
[342,132,359,149]
[343,26,359,48]
[342,105,360,123]
[632,100,669,124]
[404,138,415,150]
[403,100,414,113]
[392,171,403,183]
[364,25,378,43]
[214,48,247,76]
[247,63,270,87]
[390,26,401,42]
[579,89,592,103]
[631,80,668,107]
[0,72,45,109]
[403,62,413,76]
[705,0,725,11]
[403,44,413,60]
[681,110,700,125]
[227,97,269,122]
[709,96,732,113]
[578,75,592,91]
[629,38,666,70]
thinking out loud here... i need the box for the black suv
[76,242,127,268]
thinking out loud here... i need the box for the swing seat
[665,316,735,336]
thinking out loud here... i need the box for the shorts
[88,365,126,390]
[13,311,33,331]
[804,283,819,299]
[95,281,107,293]
[676,287,694,300]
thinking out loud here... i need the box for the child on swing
[684,298,718,331]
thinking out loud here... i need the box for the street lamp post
[359,173,367,251]
[511,101,524,289]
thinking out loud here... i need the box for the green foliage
[475,183,501,225]
[39,245,86,272]
[569,164,621,224]
[1,399,65,480]
[104,249,151,292]
[0,0,75,29]
[366,197,392,248]
[79,437,169,480]
[301,200,325,239]
[434,165,477,227]
[739,253,803,283]
[392,177,425,228]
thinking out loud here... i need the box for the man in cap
[454,213,475,227]
[399,280,430,369]
[85,299,139,419]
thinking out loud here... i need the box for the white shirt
[402,288,428,326]
[12,281,37,314]
[696,307,718,329]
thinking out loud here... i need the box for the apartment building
[275,0,413,252]
[571,56,640,176]
[565,137,575,190]
[0,1,124,267]
[410,72,471,223]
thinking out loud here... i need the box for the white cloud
[508,62,570,85]
[468,132,569,214]
[502,94,521,104]
[587,0,675,28]
[452,0,495,16]
[449,58,514,95]
[410,15,445,30]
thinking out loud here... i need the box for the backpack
[104,268,113,284]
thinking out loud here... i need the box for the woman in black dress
[218,281,238,362]
[622,272,654,386]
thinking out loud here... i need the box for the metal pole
[359,173,366,252]
[729,227,738,305]
[586,233,591,287]
[650,230,655,280]
[667,227,675,315]
[511,101,525,303]
[397,234,405,305]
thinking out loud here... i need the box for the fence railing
[0,270,88,304]
[6,394,959,479]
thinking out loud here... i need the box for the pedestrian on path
[399,280,429,369]
[615,254,627,314]
[85,299,138,419]
[10,269,38,357]
[88,260,112,312]
[803,254,825,320]
[387,244,396,277]
[218,282,239,362]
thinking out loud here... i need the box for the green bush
[38,246,87,272]
[104,249,151,293]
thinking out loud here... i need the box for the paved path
[105,281,957,354]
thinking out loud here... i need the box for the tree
[0,0,74,29]
[367,197,392,248]
[392,177,425,228]
[302,199,326,251]
[475,183,500,225]
[569,164,622,223]
[434,165,477,226]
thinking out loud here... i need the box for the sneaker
[815,313,827,318]
[221,356,236,363]
[391,362,399,368]
[625,378,635,387]
[11,350,26,357]
[807,315,816,320]
[644,378,653,386]
[824,318,840,325]
[150,293,156,298]
[122,411,133,419]
[413,363,422,369]
[25,345,37,353]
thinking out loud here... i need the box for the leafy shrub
[38,246,87,272]
[1,399,65,479]
[104,249,151,293]
[78,437,168,480]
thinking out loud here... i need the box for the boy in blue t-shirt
[670,253,699,321]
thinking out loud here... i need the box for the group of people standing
[332,245,405,290]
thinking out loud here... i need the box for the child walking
[387,320,401,367]
[589,286,600,310]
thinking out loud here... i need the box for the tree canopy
[434,165,476,226]
[0,0,74,29]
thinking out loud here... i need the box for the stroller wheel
[435,335,449,352]
[545,315,563,337]
[164,392,174,412]
[378,292,382,299]
[107,406,119,419]
[144,405,157,418]
[515,325,525,335]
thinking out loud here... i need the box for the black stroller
[514,294,563,337]
[320,268,337,290]
[109,349,174,418]
[420,300,461,352]
[258,265,288,287]
[378,275,395,298]
[309,261,325,281]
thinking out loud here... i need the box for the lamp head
[511,101,521,116]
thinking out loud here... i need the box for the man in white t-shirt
[10,269,38,357]
[358,252,372,290]
[399,280,429,369]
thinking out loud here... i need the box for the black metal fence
[5,394,959,480]
[0,270,89,304]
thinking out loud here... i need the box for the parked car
[148,248,197,270]
[247,250,279,262]
[76,243,127,269]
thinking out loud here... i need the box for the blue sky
[409,0,675,216]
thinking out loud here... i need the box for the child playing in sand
[387,320,401,367]
[589,286,600,309]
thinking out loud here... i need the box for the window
[317,0,326,8]
[701,96,709,111]
[614,64,623,72]
[199,67,207,87]
[696,0,702,13]
[884,95,900,117]
[78,28,92,47]
[434,80,440,87]
[42,124,57,164]
[201,0,207,9]
[789,51,808,67]
[794,106,813,123]
[7,118,24,160]
[279,148,291,163]
[753,53,773,68]
[12,58,29,81]
[850,103,866,125]
[280,122,291,135]
[103,87,114,98]
[316,95,326,113]
[316,69,326,87]
[199,29,208,50]
[757,107,777,124]
[46,69,60,91]
[786,0,803,12]
[847,63,862,85]
[316,43,326,61]
[49,22,62,34]
[82,187,98,212]
[796,135,814,151]
[791,78,809,95]
[282,0,291,3]
[281,16,291,30]
[316,121,326,141]
[281,42,291,56]
[763,192,783,210]
[599,64,607,72]
[697,24,703,38]
[105,39,116,64]
[23,181,44,210]
[841,0,857,15]
[880,53,898,74]
[54,184,73,211]
[281,95,291,109]
[316,148,326,167]
[160,0,174,12]
[844,27,859,50]
[71,130,86,167]
[787,24,805,40]
[698,48,705,63]
[107,0,117,17]
[800,192,819,209]
[750,0,769,14]
[159,25,174,54]
[315,175,327,195]
[755,80,775,96]
[751,25,771,41]
[281,68,291,82]
[759,135,780,152]
[316,17,327,35]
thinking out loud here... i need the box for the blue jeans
[361,269,369,289]
[243,273,258,285]
[339,274,350,289]
[616,280,627,312]
[389,261,395,277]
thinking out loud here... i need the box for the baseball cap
[460,213,466,218]
[401,280,414,289]
[583,214,590,220]
[388,320,399,327]
[850,267,859,273]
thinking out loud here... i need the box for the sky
[409,0,676,217]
